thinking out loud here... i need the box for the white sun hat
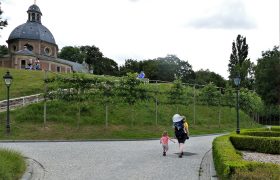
[172,114,184,123]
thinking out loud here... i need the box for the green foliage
[221,84,235,107]
[195,69,226,88]
[241,131,280,137]
[58,46,84,63]
[80,45,103,74]
[255,46,280,106]
[0,3,8,30]
[228,34,254,89]
[167,77,184,107]
[239,88,264,114]
[117,73,147,105]
[0,45,8,57]
[213,133,280,180]
[230,134,280,154]
[199,82,221,106]
[119,55,195,83]
[0,149,26,180]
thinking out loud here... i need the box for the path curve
[0,134,220,180]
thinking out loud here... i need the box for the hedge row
[230,135,280,154]
[212,134,280,179]
[240,131,280,137]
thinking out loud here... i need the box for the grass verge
[0,149,26,180]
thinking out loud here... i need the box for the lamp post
[3,71,13,134]
[233,75,241,134]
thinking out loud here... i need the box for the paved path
[0,135,220,180]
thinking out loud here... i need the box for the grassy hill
[0,68,47,100]
[0,68,262,140]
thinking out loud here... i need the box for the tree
[255,46,280,106]
[0,45,8,57]
[117,73,147,126]
[80,45,103,74]
[0,2,7,30]
[167,76,185,113]
[99,57,119,76]
[119,59,140,76]
[228,34,254,89]
[195,69,226,88]
[157,54,195,82]
[58,46,84,63]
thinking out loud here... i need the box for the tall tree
[255,46,280,106]
[58,46,84,63]
[228,34,254,89]
[0,2,8,31]
[80,45,103,74]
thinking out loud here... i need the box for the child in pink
[160,131,175,156]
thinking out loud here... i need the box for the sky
[0,0,279,79]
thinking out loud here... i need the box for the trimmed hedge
[271,126,280,132]
[240,131,280,137]
[213,134,280,180]
[230,135,280,154]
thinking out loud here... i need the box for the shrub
[230,135,280,154]
[241,131,280,137]
[213,134,280,179]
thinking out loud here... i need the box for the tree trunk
[105,104,108,128]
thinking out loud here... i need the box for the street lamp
[233,75,241,134]
[3,71,13,134]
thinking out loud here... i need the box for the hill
[0,68,262,140]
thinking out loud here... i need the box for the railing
[0,94,43,112]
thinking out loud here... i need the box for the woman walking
[172,114,189,158]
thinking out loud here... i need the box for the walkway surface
[0,135,220,180]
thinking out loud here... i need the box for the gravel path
[242,151,280,165]
[0,135,220,180]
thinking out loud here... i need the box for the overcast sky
[1,0,279,79]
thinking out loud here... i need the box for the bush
[230,134,280,154]
[213,134,280,179]
[241,131,280,137]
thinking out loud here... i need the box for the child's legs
[162,144,168,152]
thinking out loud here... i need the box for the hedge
[230,135,280,154]
[240,131,280,137]
[213,134,280,179]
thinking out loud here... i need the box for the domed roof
[8,22,56,44]
[7,3,56,45]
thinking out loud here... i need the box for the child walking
[160,131,175,156]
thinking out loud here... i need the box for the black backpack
[174,121,185,137]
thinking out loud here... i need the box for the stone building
[0,3,88,73]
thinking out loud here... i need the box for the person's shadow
[174,152,197,156]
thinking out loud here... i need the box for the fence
[0,93,43,112]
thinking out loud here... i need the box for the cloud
[187,0,256,29]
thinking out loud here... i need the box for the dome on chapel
[7,3,56,45]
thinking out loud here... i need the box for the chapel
[0,2,88,73]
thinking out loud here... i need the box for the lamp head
[3,71,13,87]
[233,76,241,86]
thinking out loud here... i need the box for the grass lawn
[0,149,26,180]
[0,100,262,140]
